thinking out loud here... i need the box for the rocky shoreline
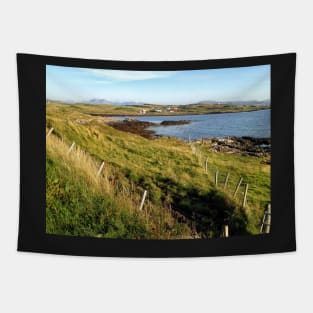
[108,118,191,138]
[201,137,271,158]
[108,119,156,138]
[160,120,190,126]
[107,119,271,158]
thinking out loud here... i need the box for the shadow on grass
[151,176,250,238]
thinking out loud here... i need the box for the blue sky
[46,64,270,105]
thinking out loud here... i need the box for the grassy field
[50,101,270,116]
[46,102,270,239]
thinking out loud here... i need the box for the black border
[17,53,296,257]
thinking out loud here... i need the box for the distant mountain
[47,98,270,106]
[87,99,144,106]
[197,99,270,106]
[87,98,113,104]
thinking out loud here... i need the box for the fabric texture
[17,53,296,257]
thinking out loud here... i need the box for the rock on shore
[202,136,271,157]
[160,120,190,126]
[108,119,156,139]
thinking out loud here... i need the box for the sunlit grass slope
[46,103,270,238]
[46,135,194,239]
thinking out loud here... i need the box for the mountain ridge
[47,98,271,106]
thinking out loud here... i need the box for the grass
[46,135,193,239]
[49,102,270,116]
[195,148,270,233]
[46,102,270,239]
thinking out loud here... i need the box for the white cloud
[82,68,173,82]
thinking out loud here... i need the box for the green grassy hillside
[49,101,270,116]
[46,103,270,238]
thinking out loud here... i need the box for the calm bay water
[118,109,270,140]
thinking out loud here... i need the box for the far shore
[107,117,271,159]
[88,107,270,118]
[47,101,270,119]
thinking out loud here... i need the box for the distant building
[150,108,163,113]
[166,106,178,113]
[139,108,147,115]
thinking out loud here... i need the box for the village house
[150,108,163,113]
[166,106,178,112]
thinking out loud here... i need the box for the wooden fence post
[222,225,229,238]
[46,127,54,138]
[205,156,209,173]
[260,204,271,233]
[67,142,75,154]
[233,177,243,198]
[264,204,271,234]
[242,183,249,208]
[215,170,219,186]
[139,190,147,211]
[96,161,105,178]
[223,172,230,189]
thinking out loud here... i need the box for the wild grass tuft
[46,103,270,238]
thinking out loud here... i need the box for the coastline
[108,118,271,158]
[88,107,270,118]
[46,103,271,239]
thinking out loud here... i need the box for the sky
[46,64,270,105]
